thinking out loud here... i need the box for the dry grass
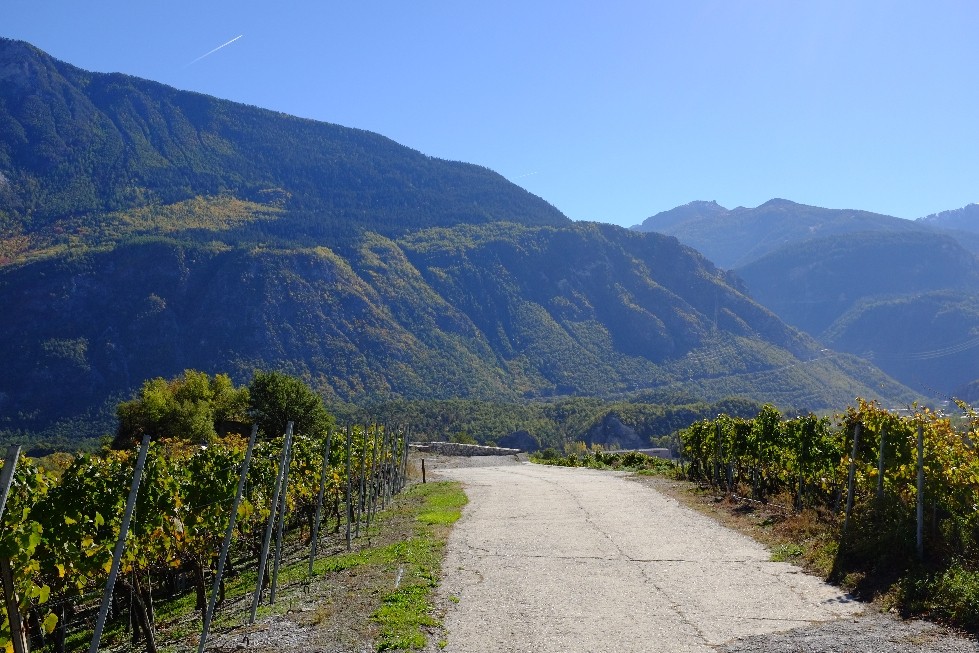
[631,475,841,580]
[631,473,979,635]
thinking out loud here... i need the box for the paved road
[433,461,862,653]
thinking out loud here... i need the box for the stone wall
[410,442,523,456]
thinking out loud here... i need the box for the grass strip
[371,482,467,651]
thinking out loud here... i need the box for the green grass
[770,543,804,562]
[374,586,438,650]
[416,484,468,526]
[901,561,979,630]
[370,482,467,651]
[256,481,466,650]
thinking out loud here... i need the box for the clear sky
[4,1,978,227]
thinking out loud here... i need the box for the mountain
[633,196,979,397]
[821,291,979,397]
[0,41,917,443]
[734,231,979,396]
[735,230,979,335]
[0,38,567,246]
[632,198,929,269]
[952,378,979,404]
[0,220,914,440]
[919,204,979,232]
[632,200,729,232]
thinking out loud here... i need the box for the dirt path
[429,460,977,653]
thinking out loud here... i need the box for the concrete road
[433,462,862,653]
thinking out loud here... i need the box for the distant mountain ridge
[633,200,729,232]
[632,198,929,269]
[634,197,979,398]
[0,41,917,443]
[918,203,979,232]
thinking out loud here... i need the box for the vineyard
[677,399,979,627]
[6,394,979,651]
[0,422,411,653]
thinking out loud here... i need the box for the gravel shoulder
[427,459,978,653]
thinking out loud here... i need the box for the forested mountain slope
[0,41,916,442]
[821,291,979,398]
[735,231,979,335]
[919,203,979,233]
[0,37,567,246]
[734,231,979,396]
[0,219,915,438]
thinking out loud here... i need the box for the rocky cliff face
[585,413,645,450]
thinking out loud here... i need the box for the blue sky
[5,1,978,227]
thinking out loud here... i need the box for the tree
[114,370,250,447]
[247,370,334,439]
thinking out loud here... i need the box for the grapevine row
[1,423,409,653]
[677,399,979,563]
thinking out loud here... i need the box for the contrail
[187,35,243,66]
[513,171,539,179]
